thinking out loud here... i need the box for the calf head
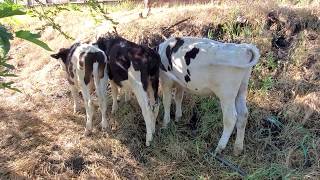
[51,47,70,70]
[51,43,81,85]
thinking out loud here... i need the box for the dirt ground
[0,1,319,179]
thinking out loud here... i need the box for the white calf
[158,37,260,155]
[51,43,109,135]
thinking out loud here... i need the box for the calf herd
[51,35,260,155]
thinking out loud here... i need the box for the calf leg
[70,84,80,113]
[79,80,95,136]
[110,81,119,114]
[234,82,248,156]
[88,79,95,94]
[215,98,237,154]
[93,70,108,131]
[162,85,172,128]
[124,89,132,102]
[131,83,155,146]
[174,86,184,122]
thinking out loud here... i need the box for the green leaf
[0,26,13,56]
[0,61,15,69]
[0,2,26,18]
[0,81,21,92]
[0,69,16,77]
[15,30,52,51]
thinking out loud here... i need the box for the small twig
[113,26,118,35]
[162,17,192,32]
[286,148,295,168]
[204,151,248,177]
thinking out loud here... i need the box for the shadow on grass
[0,106,54,179]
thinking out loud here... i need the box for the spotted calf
[158,37,260,155]
[95,36,161,146]
[51,43,108,135]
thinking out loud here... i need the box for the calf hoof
[233,146,243,156]
[146,141,150,147]
[84,129,92,136]
[111,106,118,114]
[175,116,182,122]
[124,95,131,102]
[101,126,107,132]
[162,119,170,129]
[101,124,110,132]
[161,123,168,129]
[73,108,81,114]
[214,146,224,156]
[111,109,117,115]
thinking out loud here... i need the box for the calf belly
[173,65,248,96]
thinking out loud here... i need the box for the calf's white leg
[234,81,249,155]
[162,85,172,128]
[130,81,155,146]
[110,81,119,114]
[70,84,81,113]
[160,71,175,128]
[79,80,95,136]
[215,98,237,154]
[174,86,184,122]
[124,88,132,102]
[93,63,108,131]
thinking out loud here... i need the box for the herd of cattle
[51,35,260,155]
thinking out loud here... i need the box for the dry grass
[0,0,319,179]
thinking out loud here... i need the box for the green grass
[105,0,138,12]
[260,75,275,92]
[266,52,278,71]
[247,163,300,179]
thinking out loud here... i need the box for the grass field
[0,0,319,179]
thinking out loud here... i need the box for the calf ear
[50,53,60,59]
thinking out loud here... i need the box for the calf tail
[93,62,100,87]
[245,44,260,68]
[93,52,108,88]
[227,44,260,68]
[208,44,260,68]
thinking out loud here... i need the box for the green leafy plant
[247,163,299,179]
[28,0,74,40]
[266,52,278,71]
[260,75,274,92]
[1,0,118,92]
[0,0,52,92]
[87,0,118,25]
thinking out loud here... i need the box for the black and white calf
[158,37,260,155]
[95,36,161,146]
[51,43,108,135]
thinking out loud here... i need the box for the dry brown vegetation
[0,0,319,179]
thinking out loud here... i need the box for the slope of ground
[0,1,319,179]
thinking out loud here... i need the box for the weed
[290,33,308,66]
[104,0,138,13]
[196,97,222,141]
[260,75,275,92]
[247,163,300,179]
[266,52,278,71]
